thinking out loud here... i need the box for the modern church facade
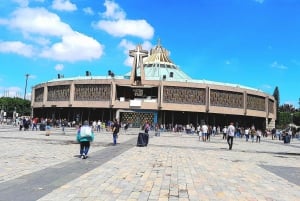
[31,42,276,129]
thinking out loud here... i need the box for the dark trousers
[113,133,118,145]
[223,133,227,140]
[32,124,37,131]
[227,136,234,150]
[80,141,90,155]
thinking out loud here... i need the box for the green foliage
[273,86,280,104]
[0,97,31,117]
[279,104,296,112]
[277,111,300,128]
[277,112,291,129]
[292,112,300,126]
[273,86,280,125]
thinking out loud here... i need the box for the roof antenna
[157,38,161,47]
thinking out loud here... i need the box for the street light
[0,105,3,124]
[24,74,30,100]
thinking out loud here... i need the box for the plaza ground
[0,125,299,201]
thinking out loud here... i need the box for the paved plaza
[0,125,299,201]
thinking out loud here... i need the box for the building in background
[31,41,276,129]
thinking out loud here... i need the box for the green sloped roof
[125,42,192,81]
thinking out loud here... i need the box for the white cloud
[40,32,104,62]
[0,18,9,25]
[0,86,23,98]
[96,19,154,40]
[3,7,104,62]
[55,64,64,71]
[10,7,73,36]
[23,33,51,46]
[52,0,77,12]
[94,0,154,40]
[83,7,94,15]
[142,41,153,51]
[102,0,126,20]
[271,61,288,70]
[119,39,136,54]
[119,39,135,66]
[0,41,34,57]
[119,39,152,67]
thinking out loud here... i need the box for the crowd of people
[10,116,298,155]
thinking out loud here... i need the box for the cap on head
[83,120,89,125]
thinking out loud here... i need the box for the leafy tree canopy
[0,97,31,117]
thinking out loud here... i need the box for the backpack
[80,126,92,137]
[113,124,119,134]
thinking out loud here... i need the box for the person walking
[61,119,67,134]
[196,124,201,141]
[271,128,276,140]
[144,121,150,134]
[250,128,256,143]
[245,127,250,142]
[201,123,208,142]
[45,119,51,136]
[77,120,94,159]
[32,117,38,131]
[256,129,262,143]
[222,126,227,140]
[112,119,120,145]
[227,122,235,150]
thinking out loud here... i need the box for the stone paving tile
[1,125,300,201]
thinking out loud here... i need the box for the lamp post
[0,105,3,124]
[24,74,30,100]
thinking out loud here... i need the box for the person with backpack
[77,120,94,159]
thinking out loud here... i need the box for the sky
[0,0,299,108]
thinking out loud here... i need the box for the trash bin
[39,123,46,131]
[137,132,149,147]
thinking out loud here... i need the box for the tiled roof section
[144,43,173,64]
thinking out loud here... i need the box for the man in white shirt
[201,124,208,142]
[227,122,235,150]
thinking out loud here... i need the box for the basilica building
[31,41,276,129]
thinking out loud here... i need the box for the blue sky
[0,0,299,108]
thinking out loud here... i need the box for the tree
[293,112,300,126]
[273,86,280,127]
[279,104,296,112]
[277,112,291,128]
[0,97,31,117]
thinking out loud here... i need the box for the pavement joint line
[0,137,137,201]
